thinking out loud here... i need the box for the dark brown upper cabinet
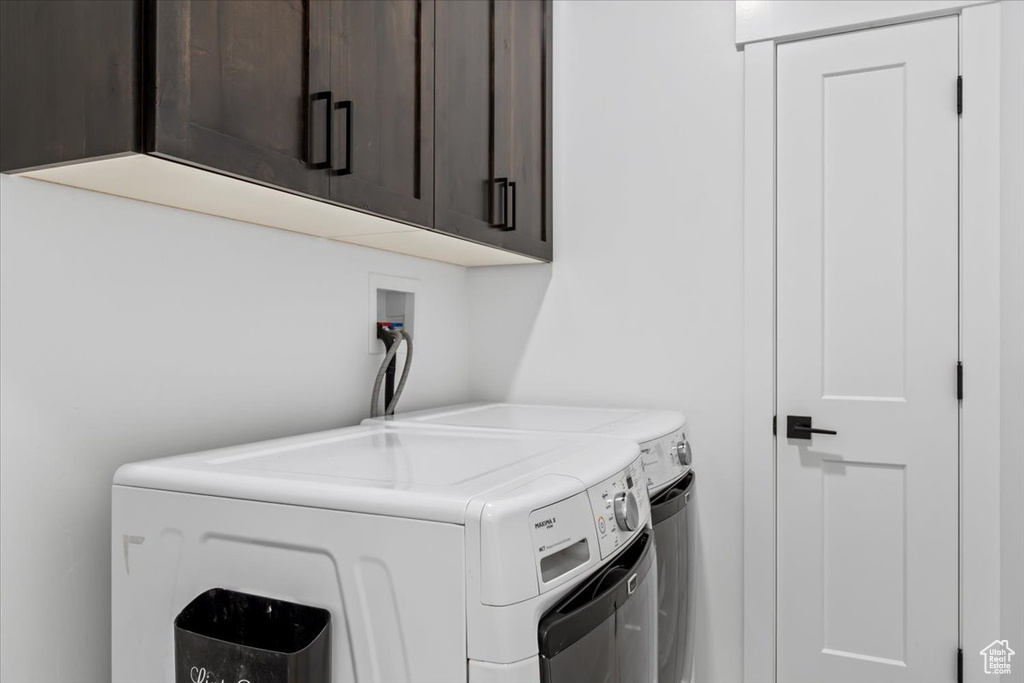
[152,0,332,198]
[328,0,434,227]
[0,0,139,173]
[153,0,434,220]
[434,0,499,245]
[435,0,552,261]
[498,0,553,261]
[0,0,551,263]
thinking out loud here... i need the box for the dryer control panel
[639,427,691,496]
[587,458,650,560]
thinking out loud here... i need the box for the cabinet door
[496,0,553,261]
[0,0,138,173]
[328,0,433,227]
[152,0,330,198]
[434,0,503,246]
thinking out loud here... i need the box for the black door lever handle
[786,415,837,440]
[794,425,837,435]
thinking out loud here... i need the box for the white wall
[1000,2,1024,681]
[468,2,745,681]
[0,175,472,682]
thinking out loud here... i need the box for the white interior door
[776,17,960,683]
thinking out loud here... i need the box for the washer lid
[373,402,686,443]
[113,424,638,524]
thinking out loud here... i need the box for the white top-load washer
[112,424,656,683]
[365,402,697,683]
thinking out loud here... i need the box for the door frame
[740,3,1004,682]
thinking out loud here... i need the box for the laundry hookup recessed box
[368,273,418,354]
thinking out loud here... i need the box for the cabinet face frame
[149,0,331,199]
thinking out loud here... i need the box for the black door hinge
[957,647,963,683]
[773,415,777,436]
[957,76,963,116]
[957,361,963,401]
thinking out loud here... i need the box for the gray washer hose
[370,328,413,418]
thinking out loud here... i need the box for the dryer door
[651,471,696,683]
[537,530,656,683]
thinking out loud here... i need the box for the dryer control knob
[613,491,640,532]
[677,439,692,466]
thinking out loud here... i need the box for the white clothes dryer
[111,424,656,683]
[366,402,697,683]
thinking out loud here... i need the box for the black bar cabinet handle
[308,91,331,170]
[494,177,509,228]
[332,100,352,176]
[502,180,517,231]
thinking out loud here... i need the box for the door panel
[652,473,696,683]
[821,460,906,664]
[0,0,139,172]
[821,66,907,400]
[539,531,657,683]
[329,0,433,226]
[776,17,959,683]
[498,0,553,261]
[434,0,552,260]
[434,0,499,243]
[153,0,330,198]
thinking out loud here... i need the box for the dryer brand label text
[534,517,556,530]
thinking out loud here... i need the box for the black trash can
[174,588,330,683]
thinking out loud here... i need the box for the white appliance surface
[378,402,684,442]
[369,402,691,494]
[113,423,649,682]
[114,423,636,524]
